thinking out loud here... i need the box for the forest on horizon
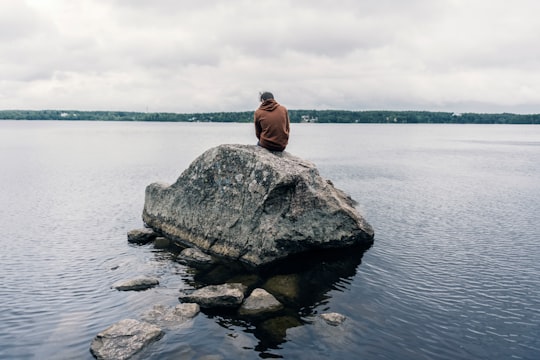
[1,109,539,124]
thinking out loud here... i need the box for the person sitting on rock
[254,91,290,151]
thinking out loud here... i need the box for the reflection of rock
[177,247,215,268]
[143,144,374,267]
[262,274,300,303]
[129,227,371,356]
[257,316,303,344]
[153,236,170,249]
[258,245,369,308]
[112,276,159,291]
[140,303,200,328]
[320,312,347,326]
[227,274,261,290]
[191,262,248,286]
[127,228,157,244]
[179,283,246,308]
[239,288,283,316]
[239,247,372,351]
[90,319,163,360]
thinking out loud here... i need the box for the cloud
[1,0,539,113]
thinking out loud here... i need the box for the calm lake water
[0,121,539,360]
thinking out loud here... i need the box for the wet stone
[177,247,215,268]
[320,312,347,326]
[179,283,246,308]
[239,288,283,316]
[90,319,163,360]
[112,276,159,291]
[127,228,157,244]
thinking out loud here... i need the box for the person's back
[254,92,290,151]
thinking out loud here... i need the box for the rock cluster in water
[91,227,366,359]
[142,144,374,267]
[90,145,375,359]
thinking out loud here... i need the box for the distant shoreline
[1,109,539,124]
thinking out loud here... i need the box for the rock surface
[143,144,374,267]
[179,283,246,308]
[239,288,283,316]
[112,276,159,291]
[127,228,158,244]
[90,319,163,360]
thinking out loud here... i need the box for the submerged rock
[140,303,200,328]
[239,288,283,316]
[263,274,301,303]
[320,312,347,326]
[127,228,157,244]
[179,283,246,308]
[258,315,303,344]
[143,144,374,267]
[112,276,159,291]
[90,319,163,360]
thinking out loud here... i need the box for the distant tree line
[1,109,539,124]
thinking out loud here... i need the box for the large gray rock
[90,319,163,360]
[143,144,374,267]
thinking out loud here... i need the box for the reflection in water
[163,242,371,356]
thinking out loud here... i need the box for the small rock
[177,247,215,268]
[239,288,283,316]
[127,228,157,244]
[140,303,200,328]
[153,236,170,249]
[112,276,159,291]
[179,283,246,308]
[90,319,163,360]
[320,312,347,326]
[174,303,200,318]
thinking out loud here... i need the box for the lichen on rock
[143,144,374,267]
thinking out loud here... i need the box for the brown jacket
[254,99,290,151]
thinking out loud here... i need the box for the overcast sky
[1,0,539,113]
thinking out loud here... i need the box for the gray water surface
[0,121,539,359]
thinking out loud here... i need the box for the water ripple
[1,122,539,359]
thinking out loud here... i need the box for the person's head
[259,91,274,102]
